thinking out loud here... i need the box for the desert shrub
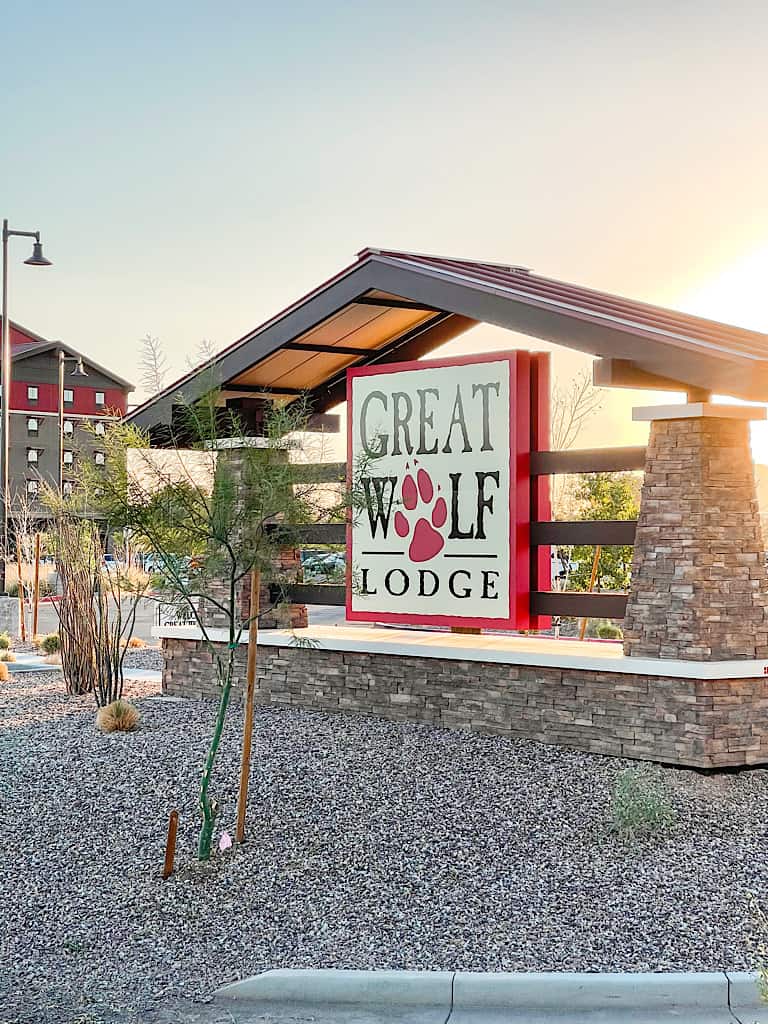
[126,636,146,649]
[597,621,623,640]
[96,699,140,733]
[6,580,55,598]
[610,768,675,838]
[0,662,9,682]
[0,633,10,650]
[0,651,17,663]
[39,633,61,655]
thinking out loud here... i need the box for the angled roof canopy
[128,247,768,434]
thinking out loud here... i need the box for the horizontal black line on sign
[530,591,628,619]
[443,553,498,559]
[362,550,404,555]
[531,447,646,475]
[531,520,637,546]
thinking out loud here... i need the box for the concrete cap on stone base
[632,402,767,422]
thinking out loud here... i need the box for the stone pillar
[199,440,308,632]
[623,404,768,661]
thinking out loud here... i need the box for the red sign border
[345,350,535,630]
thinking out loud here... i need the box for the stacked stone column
[623,407,768,661]
[198,442,307,633]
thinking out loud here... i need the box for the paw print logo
[394,464,448,562]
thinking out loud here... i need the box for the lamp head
[69,358,88,377]
[24,241,52,267]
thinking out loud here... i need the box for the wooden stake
[32,533,40,638]
[162,809,179,879]
[236,567,260,844]
[578,544,602,642]
[16,543,25,642]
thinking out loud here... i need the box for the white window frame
[63,420,74,436]
[26,479,39,496]
[27,449,39,464]
[94,421,106,436]
[94,451,105,466]
[62,480,73,497]
[27,386,39,401]
[63,450,74,465]
[63,388,74,404]
[95,391,105,406]
[27,417,39,434]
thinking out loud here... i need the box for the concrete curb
[218,968,454,1007]
[217,968,765,1020]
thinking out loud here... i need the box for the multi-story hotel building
[2,319,133,513]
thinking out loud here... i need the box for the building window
[94,486,104,498]
[27,386,38,402]
[94,421,105,436]
[26,480,39,497]
[63,388,74,405]
[63,481,73,497]
[27,449,39,464]
[27,418,39,434]
[63,420,74,436]
[95,391,105,406]
[63,450,74,465]
[94,451,105,466]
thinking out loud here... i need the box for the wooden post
[32,533,40,638]
[16,543,25,642]
[162,809,179,879]
[578,545,602,641]
[236,567,260,844]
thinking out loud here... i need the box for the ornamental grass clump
[39,632,61,656]
[0,651,17,663]
[0,632,10,651]
[96,699,140,733]
[610,768,675,839]
[0,662,9,682]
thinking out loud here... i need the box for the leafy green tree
[569,472,640,591]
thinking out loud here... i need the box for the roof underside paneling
[128,248,768,433]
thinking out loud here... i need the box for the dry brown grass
[96,699,140,733]
[0,650,17,662]
[43,653,62,665]
[126,636,146,649]
[0,662,9,681]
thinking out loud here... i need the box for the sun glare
[679,244,768,464]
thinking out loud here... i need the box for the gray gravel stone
[1,672,766,1023]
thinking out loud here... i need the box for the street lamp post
[58,351,88,490]
[1,219,52,594]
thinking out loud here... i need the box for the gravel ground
[1,672,767,1024]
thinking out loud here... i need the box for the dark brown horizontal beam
[355,296,441,312]
[531,446,646,475]
[306,413,340,433]
[292,523,346,545]
[284,342,371,357]
[282,583,346,606]
[290,462,346,484]
[224,384,304,396]
[530,591,628,619]
[531,520,637,546]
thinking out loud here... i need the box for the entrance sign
[347,352,540,629]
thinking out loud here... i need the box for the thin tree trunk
[198,666,234,861]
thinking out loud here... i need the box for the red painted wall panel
[11,381,126,415]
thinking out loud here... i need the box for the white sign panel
[347,352,527,629]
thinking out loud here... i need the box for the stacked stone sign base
[161,636,768,768]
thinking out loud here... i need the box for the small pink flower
[219,830,233,852]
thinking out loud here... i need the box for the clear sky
[5,1,768,453]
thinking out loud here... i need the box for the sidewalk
[210,968,766,1023]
